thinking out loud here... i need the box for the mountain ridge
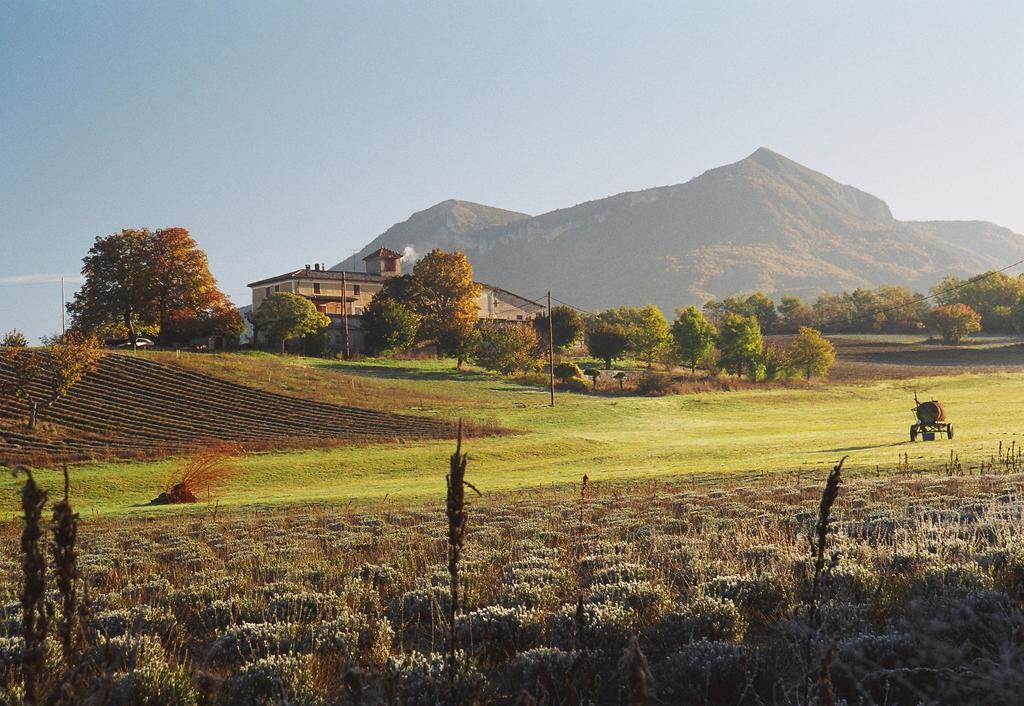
[335,149,1024,311]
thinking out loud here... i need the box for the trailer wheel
[910,425,918,442]
[947,424,954,440]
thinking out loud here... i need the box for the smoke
[401,245,419,264]
[0,273,84,286]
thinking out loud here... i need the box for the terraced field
[0,354,455,465]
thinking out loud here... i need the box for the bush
[506,647,580,703]
[456,606,544,660]
[553,362,582,384]
[109,664,199,706]
[219,654,325,706]
[644,596,747,653]
[550,602,637,651]
[564,377,590,393]
[656,641,767,705]
[387,650,487,706]
[702,575,792,625]
[635,371,673,395]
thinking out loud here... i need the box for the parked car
[114,337,155,349]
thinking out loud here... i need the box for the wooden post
[341,271,351,360]
[548,291,554,407]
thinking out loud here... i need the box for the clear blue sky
[3,1,1023,342]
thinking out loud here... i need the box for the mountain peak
[743,146,799,171]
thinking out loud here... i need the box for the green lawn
[6,357,1024,519]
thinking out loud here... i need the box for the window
[353,284,360,295]
[316,304,327,313]
[385,260,397,272]
[313,282,321,294]
[274,285,280,292]
[265,287,271,297]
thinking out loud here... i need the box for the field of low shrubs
[3,465,1024,704]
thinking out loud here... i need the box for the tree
[553,362,582,385]
[587,323,629,370]
[254,292,330,354]
[777,295,816,331]
[932,272,1024,332]
[627,305,671,366]
[1,329,101,429]
[68,227,242,346]
[717,314,763,379]
[533,305,585,350]
[145,228,241,344]
[474,323,540,375]
[929,303,982,345]
[671,306,717,374]
[363,297,419,355]
[412,250,482,365]
[788,326,836,380]
[68,229,151,346]
[583,368,601,390]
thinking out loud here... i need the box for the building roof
[247,269,386,288]
[362,247,402,261]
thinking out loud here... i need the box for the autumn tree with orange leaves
[68,228,243,346]
[411,249,482,366]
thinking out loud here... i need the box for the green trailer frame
[910,394,953,441]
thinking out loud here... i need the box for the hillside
[331,199,530,271]
[0,354,454,465]
[341,149,1024,310]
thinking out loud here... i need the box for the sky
[3,1,1024,342]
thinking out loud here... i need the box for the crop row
[0,354,454,465]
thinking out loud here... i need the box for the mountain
[339,149,1024,311]
[331,200,530,271]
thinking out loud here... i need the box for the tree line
[708,270,1024,342]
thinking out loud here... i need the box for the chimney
[305,264,311,271]
[314,263,320,271]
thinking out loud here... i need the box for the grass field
[6,349,1024,518]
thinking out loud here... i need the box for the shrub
[456,606,544,660]
[656,641,766,705]
[506,647,580,703]
[702,575,792,625]
[206,623,306,666]
[387,650,487,706]
[635,371,673,395]
[553,362,582,385]
[550,602,637,651]
[219,654,325,706]
[109,664,199,706]
[644,596,747,653]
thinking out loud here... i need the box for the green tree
[777,295,815,331]
[553,362,582,385]
[474,323,540,375]
[533,305,585,350]
[788,326,836,380]
[587,323,629,370]
[583,367,601,390]
[1,329,101,429]
[254,292,330,354]
[68,229,152,346]
[671,306,717,374]
[717,313,763,379]
[929,303,982,344]
[627,305,671,366]
[363,297,419,355]
[932,272,1024,331]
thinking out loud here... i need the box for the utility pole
[341,271,351,360]
[60,277,66,335]
[547,291,554,407]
